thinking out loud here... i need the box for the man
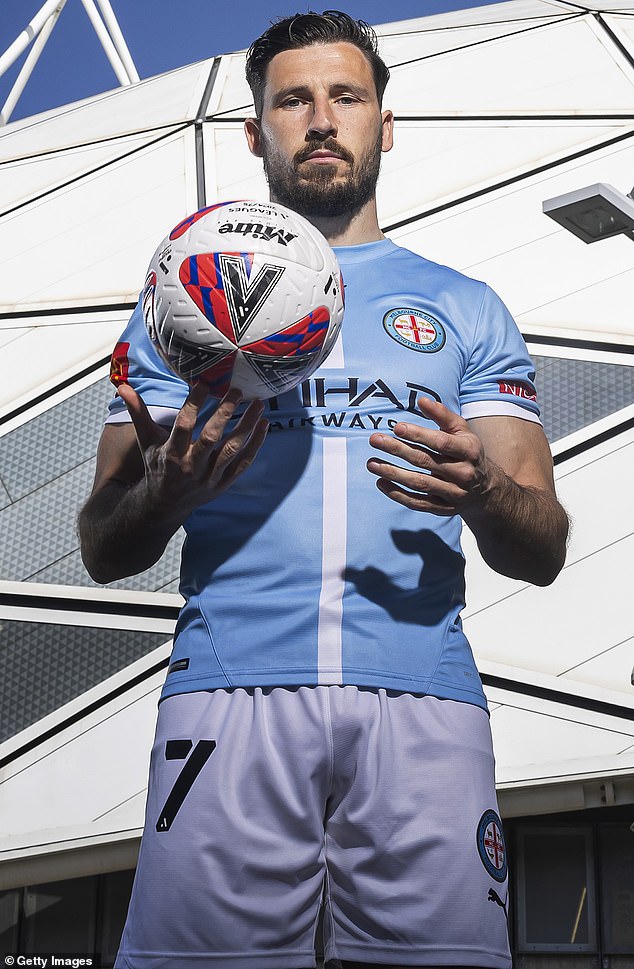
[79,11,569,969]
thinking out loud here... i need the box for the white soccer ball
[142,199,345,399]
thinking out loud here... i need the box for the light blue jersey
[108,239,540,710]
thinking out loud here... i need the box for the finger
[371,420,478,463]
[368,437,480,489]
[117,382,167,451]
[190,388,244,460]
[168,382,214,455]
[215,416,270,492]
[233,399,267,438]
[370,430,436,463]
[415,395,469,435]
[379,398,471,459]
[168,381,241,458]
[204,401,266,477]
[367,457,466,504]
[375,477,458,516]
[370,431,471,475]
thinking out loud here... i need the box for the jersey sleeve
[459,284,541,424]
[106,298,189,425]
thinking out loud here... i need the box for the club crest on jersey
[476,810,507,883]
[383,308,445,353]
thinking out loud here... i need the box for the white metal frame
[0,0,139,126]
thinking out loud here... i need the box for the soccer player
[79,11,569,969]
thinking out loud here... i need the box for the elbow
[531,554,566,587]
[537,513,570,586]
[80,548,118,586]
[540,545,569,586]
[77,512,120,585]
[480,525,569,587]
[501,551,565,587]
[523,518,570,587]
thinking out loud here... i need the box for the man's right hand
[118,381,268,526]
[78,383,269,583]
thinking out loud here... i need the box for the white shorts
[115,686,511,968]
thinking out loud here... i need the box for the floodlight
[542,183,634,243]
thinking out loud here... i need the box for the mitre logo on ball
[143,200,345,399]
[218,221,298,246]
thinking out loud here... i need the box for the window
[599,824,634,954]
[516,826,596,952]
[22,877,97,952]
[0,869,134,965]
[99,869,136,966]
[0,889,20,950]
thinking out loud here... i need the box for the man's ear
[381,109,394,153]
[244,117,263,157]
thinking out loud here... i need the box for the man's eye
[282,97,304,108]
[337,96,358,105]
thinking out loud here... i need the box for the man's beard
[261,129,383,219]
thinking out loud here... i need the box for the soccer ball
[142,200,345,399]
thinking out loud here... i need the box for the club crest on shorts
[477,810,507,882]
[383,307,445,352]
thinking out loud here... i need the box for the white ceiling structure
[2,0,634,885]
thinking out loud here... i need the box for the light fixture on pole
[542,183,634,243]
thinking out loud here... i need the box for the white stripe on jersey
[317,437,347,683]
[461,400,541,423]
[328,331,345,369]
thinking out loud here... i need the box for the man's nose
[307,99,337,139]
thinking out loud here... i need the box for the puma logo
[488,887,509,922]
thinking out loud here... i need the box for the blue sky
[1,0,495,123]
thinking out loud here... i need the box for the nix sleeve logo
[383,308,445,353]
[498,379,537,401]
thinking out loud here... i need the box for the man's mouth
[302,149,344,164]
[295,141,354,168]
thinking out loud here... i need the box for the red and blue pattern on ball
[179,251,244,343]
[244,306,330,356]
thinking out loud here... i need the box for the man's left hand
[367,396,490,516]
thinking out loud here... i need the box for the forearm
[462,460,569,586]
[78,479,182,584]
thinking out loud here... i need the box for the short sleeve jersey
[108,239,540,710]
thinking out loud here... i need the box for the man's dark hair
[245,10,390,116]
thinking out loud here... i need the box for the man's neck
[315,208,385,246]
[272,195,384,246]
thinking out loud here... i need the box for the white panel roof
[0,60,216,160]
[375,0,581,30]
[1,128,199,314]
[0,129,177,212]
[490,695,634,785]
[386,17,634,114]
[0,319,124,415]
[377,15,566,64]
[606,11,634,58]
